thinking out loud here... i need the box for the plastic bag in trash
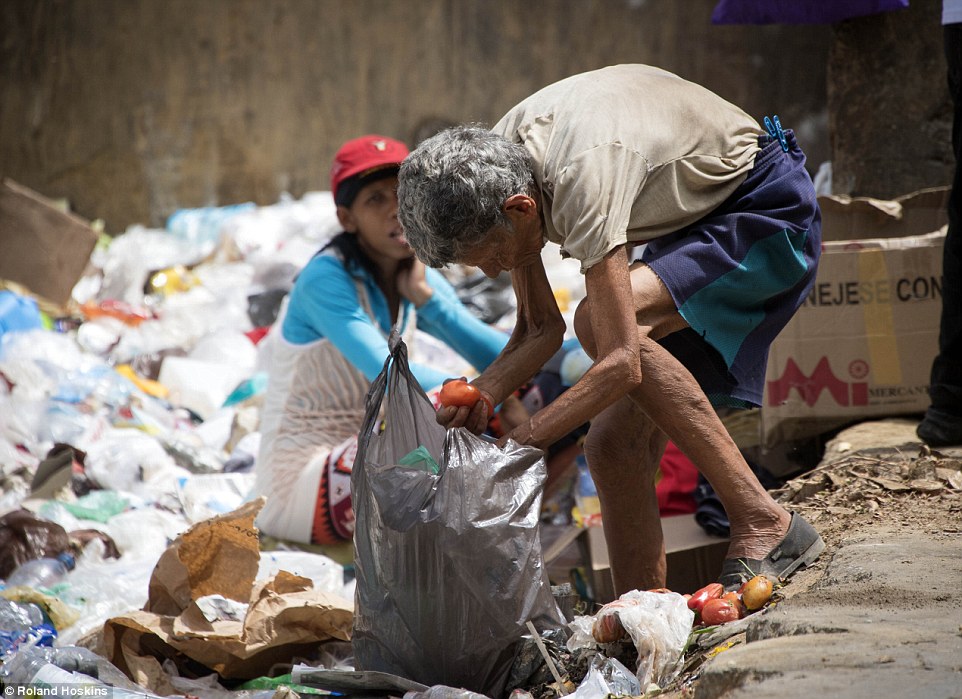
[0,290,43,338]
[571,656,641,699]
[352,331,565,698]
[454,270,516,324]
[567,590,694,689]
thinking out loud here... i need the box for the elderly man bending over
[397,64,824,593]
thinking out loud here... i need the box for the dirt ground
[772,418,961,560]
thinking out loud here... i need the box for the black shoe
[718,512,825,591]
[917,408,962,447]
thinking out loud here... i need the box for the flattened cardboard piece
[103,499,353,687]
[760,188,949,448]
[818,188,950,242]
[0,178,98,306]
[145,498,262,615]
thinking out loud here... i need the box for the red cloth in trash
[656,441,699,516]
[245,326,270,345]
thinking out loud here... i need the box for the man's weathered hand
[435,378,494,435]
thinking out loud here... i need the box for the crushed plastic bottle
[38,647,102,677]
[0,646,157,699]
[79,299,154,327]
[0,645,84,686]
[166,202,257,253]
[0,645,158,697]
[6,553,75,590]
[0,599,44,630]
[0,599,55,655]
[0,290,43,337]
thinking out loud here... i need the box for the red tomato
[687,582,724,613]
[721,591,746,619]
[701,598,741,625]
[439,380,482,408]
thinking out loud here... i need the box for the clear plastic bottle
[574,454,602,527]
[0,599,57,655]
[0,599,44,631]
[6,553,75,590]
[1,646,159,697]
[0,646,86,686]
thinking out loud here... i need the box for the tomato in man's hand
[439,379,482,408]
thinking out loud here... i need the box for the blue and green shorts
[641,129,821,409]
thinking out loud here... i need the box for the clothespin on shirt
[764,115,789,153]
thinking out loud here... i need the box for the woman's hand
[397,257,433,307]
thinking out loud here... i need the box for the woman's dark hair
[321,231,381,282]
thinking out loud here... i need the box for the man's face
[459,226,513,278]
[459,215,544,278]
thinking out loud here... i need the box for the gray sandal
[719,512,825,590]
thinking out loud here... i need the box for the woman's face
[342,175,414,263]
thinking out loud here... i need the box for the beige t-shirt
[493,64,763,272]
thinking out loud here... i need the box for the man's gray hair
[397,125,535,267]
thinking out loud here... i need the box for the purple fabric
[711,0,909,25]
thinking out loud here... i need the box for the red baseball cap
[330,135,410,204]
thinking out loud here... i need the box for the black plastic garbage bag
[351,332,564,698]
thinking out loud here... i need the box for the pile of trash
[0,192,370,696]
[0,189,705,699]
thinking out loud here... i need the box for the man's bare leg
[628,333,791,562]
[583,396,668,594]
[576,262,791,574]
[626,264,791,562]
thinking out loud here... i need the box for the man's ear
[503,193,538,222]
[336,205,357,233]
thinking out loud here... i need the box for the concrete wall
[1,0,843,232]
[828,0,951,198]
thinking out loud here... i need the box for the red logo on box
[767,356,869,407]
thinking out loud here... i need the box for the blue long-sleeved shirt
[282,251,508,390]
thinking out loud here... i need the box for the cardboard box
[760,187,949,448]
[586,517,728,603]
[541,516,728,604]
[0,178,99,306]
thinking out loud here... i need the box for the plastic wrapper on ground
[567,590,694,690]
[571,656,641,699]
